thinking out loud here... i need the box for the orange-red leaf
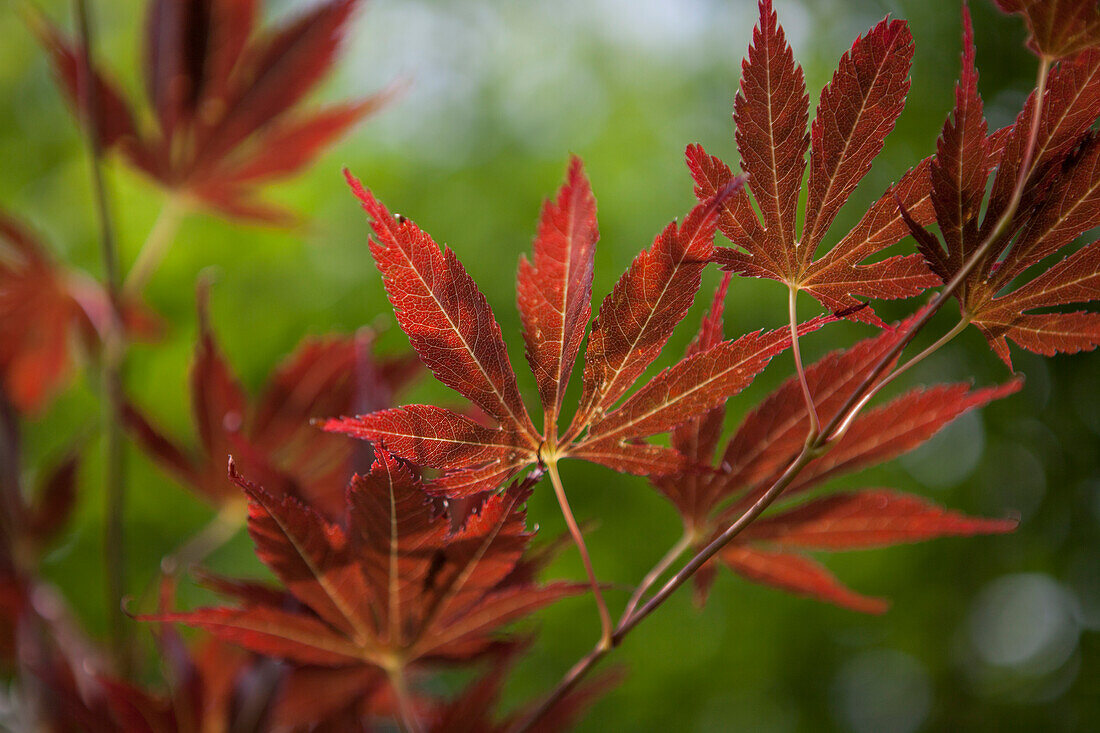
[720,545,889,614]
[517,156,599,424]
[569,180,740,435]
[741,490,1017,548]
[342,158,752,502]
[648,317,1021,612]
[585,316,830,445]
[802,17,914,254]
[733,0,808,263]
[346,172,539,447]
[778,380,1024,497]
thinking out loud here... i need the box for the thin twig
[123,196,187,297]
[547,460,613,649]
[160,503,245,575]
[512,447,817,733]
[516,52,1055,733]
[826,316,969,443]
[621,531,692,621]
[72,0,129,669]
[787,286,819,438]
[617,447,816,638]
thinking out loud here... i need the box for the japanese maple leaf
[994,0,1100,61]
[0,213,159,412]
[123,283,418,517]
[32,0,389,225]
[690,0,939,324]
[901,10,1100,368]
[652,291,1020,612]
[267,531,580,731]
[324,157,828,501]
[153,450,582,681]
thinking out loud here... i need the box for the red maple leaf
[31,0,389,225]
[152,451,582,681]
[901,10,1100,368]
[690,0,939,324]
[652,293,1020,612]
[123,283,418,516]
[995,0,1100,61]
[325,157,828,499]
[0,212,160,413]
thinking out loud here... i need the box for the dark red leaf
[153,451,582,669]
[741,489,1017,548]
[699,2,936,322]
[994,0,1100,60]
[720,545,889,614]
[126,284,412,514]
[517,155,599,425]
[908,10,1100,368]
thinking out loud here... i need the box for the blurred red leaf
[1,212,159,413]
[123,283,417,514]
[32,0,389,225]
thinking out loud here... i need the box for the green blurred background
[3,0,1099,730]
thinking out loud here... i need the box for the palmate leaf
[901,11,1100,368]
[652,309,1019,613]
[328,159,827,498]
[152,451,582,672]
[123,284,417,515]
[31,0,389,225]
[692,0,938,324]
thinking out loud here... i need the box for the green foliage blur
[3,0,1098,730]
